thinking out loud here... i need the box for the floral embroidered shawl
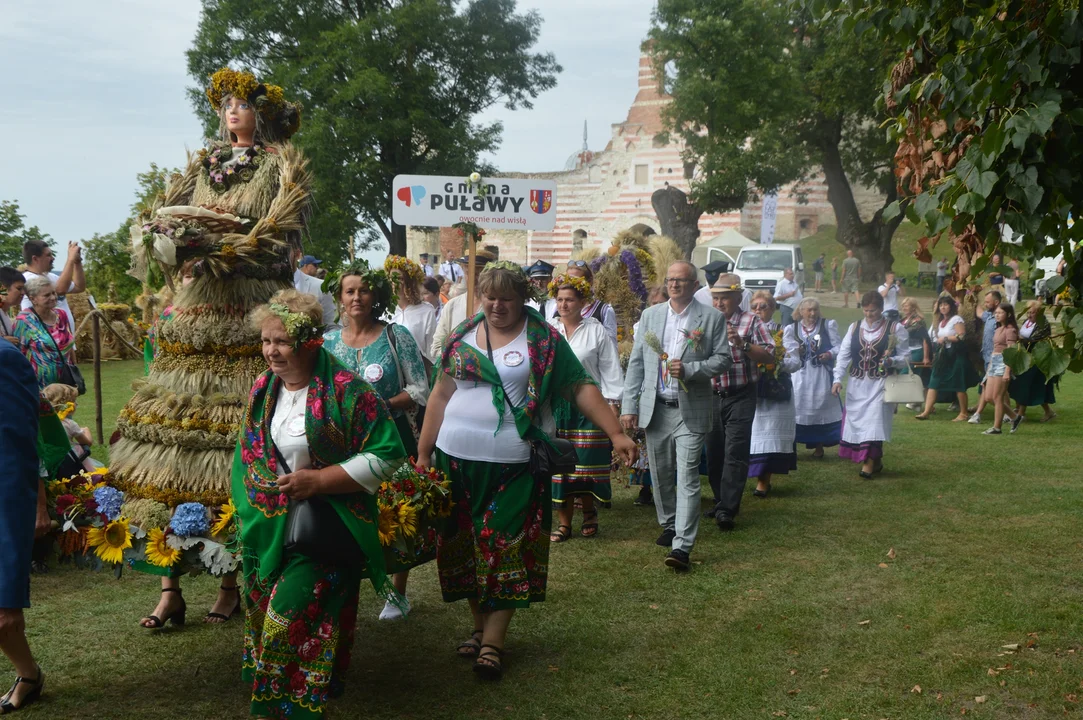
[439,306,595,443]
[231,348,405,595]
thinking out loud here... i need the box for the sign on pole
[759,192,778,246]
[392,175,558,231]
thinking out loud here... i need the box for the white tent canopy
[691,228,757,269]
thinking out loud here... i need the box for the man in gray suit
[621,261,732,571]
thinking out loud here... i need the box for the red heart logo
[396,186,412,206]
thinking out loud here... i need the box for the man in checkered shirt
[706,274,775,531]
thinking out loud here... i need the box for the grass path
[14,320,1083,719]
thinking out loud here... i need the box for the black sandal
[204,585,241,623]
[859,470,874,480]
[456,629,484,658]
[0,665,44,714]
[473,644,504,680]
[550,524,572,543]
[580,510,599,538]
[140,587,186,629]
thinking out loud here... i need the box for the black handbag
[278,446,363,568]
[32,308,86,395]
[483,318,577,479]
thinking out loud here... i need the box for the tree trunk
[819,119,903,282]
[651,185,703,260]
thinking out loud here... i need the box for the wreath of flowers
[483,260,544,303]
[200,141,266,194]
[268,303,324,350]
[384,255,425,285]
[547,273,594,301]
[206,68,287,117]
[322,259,398,317]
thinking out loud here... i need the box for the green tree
[648,0,904,276]
[816,0,1083,374]
[81,164,175,306]
[185,0,559,262]
[0,200,52,268]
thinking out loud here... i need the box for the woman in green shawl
[416,263,637,680]
[232,289,405,719]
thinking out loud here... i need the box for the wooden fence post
[92,312,103,445]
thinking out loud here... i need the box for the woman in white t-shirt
[915,294,981,421]
[416,262,636,680]
[385,255,437,362]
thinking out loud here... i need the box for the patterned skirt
[242,554,361,719]
[435,452,549,612]
[552,409,613,504]
[839,440,883,464]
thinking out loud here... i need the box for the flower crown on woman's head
[322,259,398,313]
[268,303,323,350]
[384,255,425,285]
[547,273,594,302]
[481,260,544,303]
[205,68,302,139]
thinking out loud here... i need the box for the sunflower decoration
[377,501,399,546]
[384,255,425,286]
[396,503,419,539]
[144,527,181,568]
[87,518,133,564]
[547,273,594,301]
[211,499,236,537]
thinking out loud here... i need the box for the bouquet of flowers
[48,468,238,577]
[373,461,453,575]
[641,331,688,391]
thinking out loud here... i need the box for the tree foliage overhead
[647,0,903,276]
[0,200,52,268]
[186,0,560,263]
[81,164,174,307]
[815,0,1082,375]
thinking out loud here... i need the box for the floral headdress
[268,303,323,350]
[384,255,425,285]
[206,68,302,140]
[481,260,544,303]
[547,273,594,302]
[322,259,397,319]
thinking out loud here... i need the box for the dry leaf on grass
[975,695,987,703]
[911,685,922,694]
[878,562,890,568]
[858,620,871,626]
[887,547,897,559]
[1002,643,1020,651]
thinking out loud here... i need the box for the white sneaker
[967,411,982,424]
[378,597,410,621]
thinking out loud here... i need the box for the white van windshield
[737,249,792,271]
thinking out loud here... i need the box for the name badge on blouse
[286,414,307,436]
[364,363,384,382]
[502,350,524,367]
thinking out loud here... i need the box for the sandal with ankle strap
[580,509,599,538]
[0,665,44,714]
[550,524,572,543]
[204,585,241,623]
[473,644,505,680]
[141,587,186,630]
[456,629,484,659]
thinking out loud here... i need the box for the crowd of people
[0,66,1069,719]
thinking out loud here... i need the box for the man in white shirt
[419,253,435,278]
[878,271,905,324]
[21,239,85,340]
[439,257,464,285]
[772,267,802,328]
[291,249,337,329]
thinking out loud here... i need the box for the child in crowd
[43,383,101,472]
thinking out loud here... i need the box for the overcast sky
[0,0,653,263]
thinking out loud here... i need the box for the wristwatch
[742,340,751,352]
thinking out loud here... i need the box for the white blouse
[270,384,390,494]
[436,323,532,463]
[550,316,623,401]
[930,314,965,340]
[388,302,437,362]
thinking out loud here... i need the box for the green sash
[231,348,405,598]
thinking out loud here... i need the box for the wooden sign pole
[465,235,477,315]
[92,313,104,445]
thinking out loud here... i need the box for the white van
[733,244,805,295]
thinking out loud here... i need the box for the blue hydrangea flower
[169,502,210,537]
[93,486,125,522]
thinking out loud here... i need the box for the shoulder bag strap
[384,323,407,391]
[273,442,293,475]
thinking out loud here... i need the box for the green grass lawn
[15,328,1083,719]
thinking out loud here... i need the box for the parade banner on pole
[392,175,558,230]
[759,192,778,245]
